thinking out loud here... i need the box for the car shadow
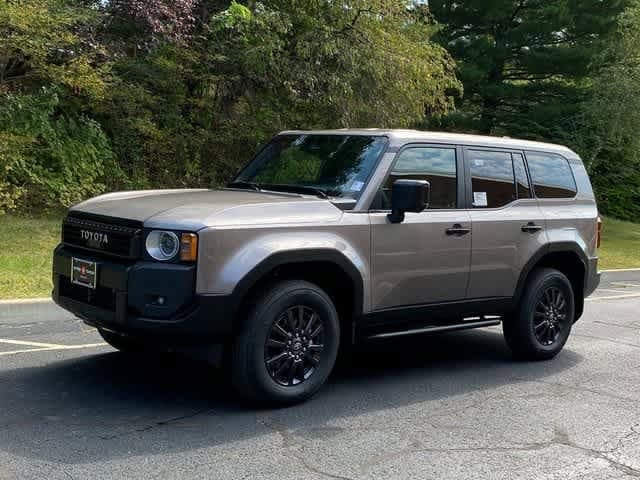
[0,328,582,464]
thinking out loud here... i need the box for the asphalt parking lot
[1,271,639,479]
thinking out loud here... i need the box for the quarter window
[526,152,577,199]
[381,147,457,210]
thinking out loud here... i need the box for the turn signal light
[596,216,603,249]
[180,233,198,262]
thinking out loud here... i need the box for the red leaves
[116,0,197,42]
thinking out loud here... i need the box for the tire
[504,268,575,361]
[98,328,147,353]
[231,280,340,406]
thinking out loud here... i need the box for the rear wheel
[504,268,575,360]
[231,280,340,406]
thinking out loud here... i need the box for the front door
[369,145,471,311]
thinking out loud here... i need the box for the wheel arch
[514,243,587,321]
[229,249,365,343]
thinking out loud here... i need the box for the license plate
[71,257,97,289]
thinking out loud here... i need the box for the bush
[0,89,119,213]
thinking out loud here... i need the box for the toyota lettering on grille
[80,229,109,248]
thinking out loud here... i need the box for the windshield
[233,134,388,200]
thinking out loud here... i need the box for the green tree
[0,0,115,212]
[98,0,461,189]
[428,0,629,138]
[573,3,640,221]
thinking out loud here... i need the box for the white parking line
[610,282,640,288]
[587,293,640,302]
[0,339,72,349]
[0,339,107,356]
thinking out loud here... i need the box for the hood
[70,189,343,230]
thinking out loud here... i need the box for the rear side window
[382,146,457,210]
[526,152,577,199]
[468,150,517,208]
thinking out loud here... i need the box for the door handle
[522,222,543,233]
[446,224,471,236]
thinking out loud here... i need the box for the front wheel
[504,268,575,361]
[231,280,340,406]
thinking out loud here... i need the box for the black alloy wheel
[533,286,569,347]
[231,280,340,405]
[264,305,325,387]
[503,268,575,361]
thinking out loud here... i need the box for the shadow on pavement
[0,328,581,464]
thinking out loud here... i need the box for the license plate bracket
[71,257,97,289]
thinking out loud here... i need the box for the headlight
[146,231,180,261]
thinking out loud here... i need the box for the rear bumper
[584,257,601,298]
[52,245,234,343]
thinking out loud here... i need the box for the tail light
[596,216,603,249]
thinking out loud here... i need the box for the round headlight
[146,231,180,261]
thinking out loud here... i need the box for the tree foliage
[428,0,629,138]
[1,0,639,221]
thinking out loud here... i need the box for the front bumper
[584,257,601,298]
[52,245,234,343]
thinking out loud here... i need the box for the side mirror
[388,179,430,223]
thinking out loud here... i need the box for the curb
[0,298,74,323]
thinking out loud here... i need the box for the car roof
[278,129,578,158]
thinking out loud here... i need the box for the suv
[53,130,601,405]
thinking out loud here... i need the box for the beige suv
[53,130,601,405]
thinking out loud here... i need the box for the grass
[0,214,638,300]
[0,214,62,300]
[599,216,640,270]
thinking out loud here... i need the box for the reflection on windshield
[234,135,388,199]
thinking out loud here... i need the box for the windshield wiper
[227,181,262,192]
[260,184,330,199]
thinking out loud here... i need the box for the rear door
[464,148,547,299]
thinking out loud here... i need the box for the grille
[62,213,142,259]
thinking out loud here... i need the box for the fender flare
[227,248,365,322]
[512,241,587,309]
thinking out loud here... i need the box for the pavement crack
[258,416,355,480]
[522,378,638,404]
[573,333,640,349]
[98,408,214,440]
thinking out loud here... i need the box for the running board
[366,318,502,340]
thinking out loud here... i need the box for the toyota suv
[52,130,601,405]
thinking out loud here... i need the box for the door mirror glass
[388,179,430,223]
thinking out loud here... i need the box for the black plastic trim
[512,242,592,320]
[360,297,511,338]
[229,249,365,321]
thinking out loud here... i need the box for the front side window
[379,146,457,210]
[526,152,577,199]
[233,134,388,200]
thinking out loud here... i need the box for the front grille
[59,276,116,311]
[62,213,142,259]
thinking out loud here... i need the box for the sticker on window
[474,159,485,167]
[350,181,365,192]
[473,192,488,207]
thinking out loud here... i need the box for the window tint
[468,150,517,208]
[526,152,577,198]
[513,153,532,199]
[381,147,457,210]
